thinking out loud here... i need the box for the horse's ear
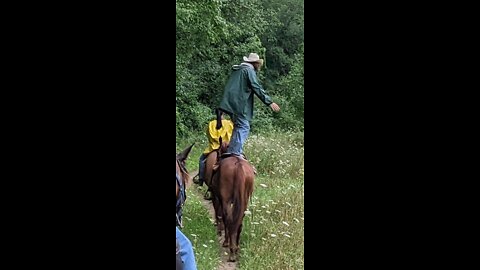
[177,143,194,162]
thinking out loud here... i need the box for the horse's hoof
[228,255,236,262]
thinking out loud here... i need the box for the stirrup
[204,190,213,200]
[193,175,203,186]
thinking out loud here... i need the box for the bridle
[176,158,188,227]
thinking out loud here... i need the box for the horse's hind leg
[212,195,224,235]
[217,219,224,236]
[222,213,230,247]
[221,201,230,248]
[223,225,230,248]
[228,225,240,262]
[236,223,243,252]
[217,215,224,237]
[226,215,243,262]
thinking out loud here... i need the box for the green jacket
[219,63,273,121]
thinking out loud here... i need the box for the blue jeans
[176,227,197,270]
[227,116,250,155]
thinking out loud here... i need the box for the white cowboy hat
[243,53,264,65]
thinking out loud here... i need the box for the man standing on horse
[217,53,280,158]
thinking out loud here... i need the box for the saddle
[212,153,257,175]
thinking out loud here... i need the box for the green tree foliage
[176,0,304,137]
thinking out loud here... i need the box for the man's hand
[270,102,280,112]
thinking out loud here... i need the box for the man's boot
[204,189,213,200]
[193,175,204,186]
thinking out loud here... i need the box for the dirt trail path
[199,196,237,270]
[190,170,237,270]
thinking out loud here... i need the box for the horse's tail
[227,161,245,234]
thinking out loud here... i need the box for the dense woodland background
[176,0,304,138]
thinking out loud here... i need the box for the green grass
[177,131,304,269]
[238,174,304,270]
[178,136,221,270]
[181,191,221,270]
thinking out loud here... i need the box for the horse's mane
[176,157,192,189]
[176,143,194,189]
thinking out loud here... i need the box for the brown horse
[211,152,255,262]
[176,144,194,227]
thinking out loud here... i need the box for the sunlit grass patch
[181,191,221,270]
[240,175,304,270]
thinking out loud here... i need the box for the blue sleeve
[176,227,197,270]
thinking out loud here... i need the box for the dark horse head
[176,143,194,227]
